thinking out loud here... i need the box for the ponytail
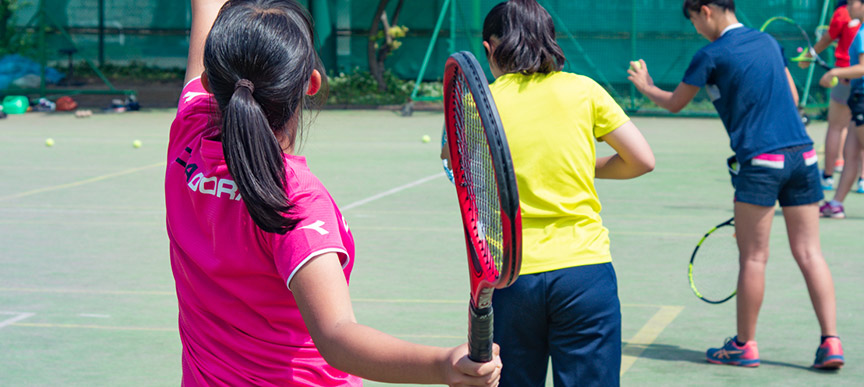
[482,0,566,75]
[222,79,298,234]
[203,0,326,234]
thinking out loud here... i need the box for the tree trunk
[368,0,389,92]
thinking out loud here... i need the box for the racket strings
[452,74,505,275]
[692,224,739,302]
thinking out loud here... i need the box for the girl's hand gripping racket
[443,51,522,362]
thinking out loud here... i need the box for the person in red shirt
[801,0,864,198]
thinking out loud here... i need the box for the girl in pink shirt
[165,1,502,385]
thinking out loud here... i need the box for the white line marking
[0,312,35,329]
[342,173,443,210]
[78,313,111,318]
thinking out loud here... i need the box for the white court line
[342,173,443,211]
[0,312,35,329]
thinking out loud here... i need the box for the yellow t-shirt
[488,71,630,275]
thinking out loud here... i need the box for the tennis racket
[443,51,521,362]
[760,16,832,70]
[688,217,738,304]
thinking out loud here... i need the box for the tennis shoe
[856,178,864,194]
[706,337,760,367]
[813,337,844,370]
[821,173,835,191]
[819,202,846,219]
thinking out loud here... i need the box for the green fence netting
[6,0,835,111]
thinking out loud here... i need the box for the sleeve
[167,78,217,156]
[828,9,847,40]
[852,33,864,60]
[270,189,349,289]
[590,81,630,139]
[682,48,715,88]
[777,40,790,67]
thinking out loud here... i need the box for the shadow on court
[624,343,837,373]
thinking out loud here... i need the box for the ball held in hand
[830,77,839,88]
[631,60,642,70]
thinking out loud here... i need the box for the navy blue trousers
[492,262,621,387]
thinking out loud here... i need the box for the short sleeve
[167,78,217,157]
[270,189,349,289]
[852,33,864,59]
[682,49,715,88]
[590,81,630,139]
[829,8,848,40]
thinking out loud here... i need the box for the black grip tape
[468,304,494,362]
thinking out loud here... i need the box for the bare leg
[824,100,850,177]
[734,202,775,342]
[781,204,838,337]
[831,124,863,203]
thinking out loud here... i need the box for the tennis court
[0,110,861,386]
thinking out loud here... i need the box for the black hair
[838,0,848,8]
[203,0,327,234]
[482,0,566,75]
[682,0,735,19]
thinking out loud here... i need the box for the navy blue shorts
[732,144,823,207]
[492,263,621,387]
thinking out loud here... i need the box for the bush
[327,68,441,106]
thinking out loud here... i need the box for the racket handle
[468,304,494,362]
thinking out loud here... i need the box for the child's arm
[595,121,655,179]
[820,53,864,87]
[185,0,227,85]
[627,60,701,113]
[292,253,502,386]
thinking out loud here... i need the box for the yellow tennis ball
[421,135,431,143]
[830,77,839,88]
[133,139,142,148]
[631,61,642,70]
[45,138,54,147]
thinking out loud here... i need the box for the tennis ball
[631,61,642,70]
[421,134,431,143]
[133,139,142,148]
[45,138,54,147]
[830,77,839,88]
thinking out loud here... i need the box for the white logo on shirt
[183,92,209,103]
[299,220,329,235]
[187,172,242,201]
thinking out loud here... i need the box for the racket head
[443,51,521,307]
[760,16,832,70]
[688,217,738,304]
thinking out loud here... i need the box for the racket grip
[468,304,494,362]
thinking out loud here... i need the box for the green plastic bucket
[2,96,29,115]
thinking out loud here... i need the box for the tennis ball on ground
[133,139,142,148]
[45,138,54,147]
[830,77,839,88]
[421,134,431,143]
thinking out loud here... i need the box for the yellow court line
[10,322,461,339]
[0,287,174,296]
[0,162,165,201]
[620,305,684,375]
[12,322,173,332]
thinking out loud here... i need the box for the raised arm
[595,120,655,179]
[292,253,501,386]
[185,0,228,85]
[627,60,701,113]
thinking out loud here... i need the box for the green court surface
[1,110,861,386]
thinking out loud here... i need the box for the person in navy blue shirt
[629,0,845,370]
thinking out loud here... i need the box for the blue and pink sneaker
[813,337,845,370]
[706,337,760,367]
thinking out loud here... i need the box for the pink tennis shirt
[165,78,362,386]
